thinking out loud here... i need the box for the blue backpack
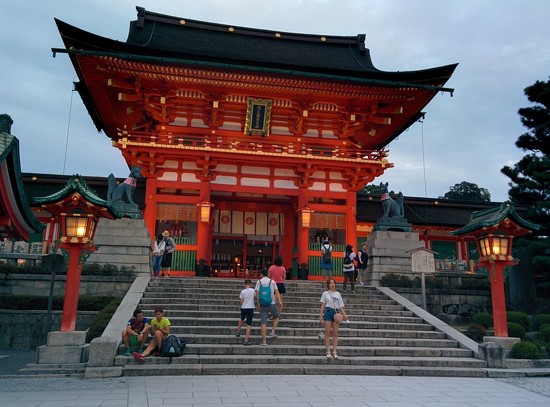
[258,279,273,306]
[160,335,186,357]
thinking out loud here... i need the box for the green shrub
[533,314,550,330]
[82,263,136,276]
[86,298,122,343]
[539,327,550,342]
[380,274,413,288]
[537,282,550,297]
[465,324,487,342]
[510,341,541,359]
[507,322,526,339]
[507,311,531,330]
[540,324,550,331]
[473,312,493,328]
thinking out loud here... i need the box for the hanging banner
[244,212,256,235]
[214,210,283,236]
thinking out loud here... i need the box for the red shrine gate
[54,7,456,277]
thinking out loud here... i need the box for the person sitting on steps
[122,308,150,356]
[133,307,171,362]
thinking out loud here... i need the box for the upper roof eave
[54,13,457,87]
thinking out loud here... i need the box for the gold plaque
[244,98,272,137]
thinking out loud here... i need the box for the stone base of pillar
[365,231,422,286]
[36,331,89,364]
[482,336,521,350]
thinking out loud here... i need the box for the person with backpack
[320,239,333,284]
[255,268,282,346]
[133,307,171,362]
[356,242,369,287]
[342,244,357,293]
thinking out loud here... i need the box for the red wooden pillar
[297,188,309,271]
[346,191,357,249]
[197,181,211,266]
[143,177,158,239]
[60,244,87,331]
[489,262,508,337]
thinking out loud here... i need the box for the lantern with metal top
[453,203,540,338]
[33,175,119,331]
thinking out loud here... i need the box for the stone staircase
[114,278,489,377]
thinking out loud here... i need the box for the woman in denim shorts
[319,278,348,359]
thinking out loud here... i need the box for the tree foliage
[440,181,491,202]
[501,77,550,285]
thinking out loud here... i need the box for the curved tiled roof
[452,203,540,236]
[0,115,44,240]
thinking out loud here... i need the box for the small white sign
[411,250,436,274]
[13,241,29,254]
[0,240,13,253]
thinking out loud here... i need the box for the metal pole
[421,272,427,310]
[45,262,56,334]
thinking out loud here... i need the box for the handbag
[334,312,344,323]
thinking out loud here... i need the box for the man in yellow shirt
[133,307,171,362]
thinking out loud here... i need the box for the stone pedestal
[36,331,89,364]
[478,341,507,368]
[365,230,423,286]
[87,218,152,275]
[483,336,521,350]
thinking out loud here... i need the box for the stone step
[115,354,487,368]
[145,307,414,317]
[174,334,460,348]
[139,310,422,323]
[139,302,407,312]
[19,363,86,377]
[141,316,432,331]
[157,344,475,358]
[120,363,490,377]
[171,326,446,339]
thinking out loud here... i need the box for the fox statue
[379,182,404,218]
[107,166,141,205]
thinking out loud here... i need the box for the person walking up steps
[235,279,255,346]
[268,256,286,317]
[255,268,282,346]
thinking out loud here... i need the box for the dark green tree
[439,181,491,202]
[358,183,384,195]
[501,77,550,285]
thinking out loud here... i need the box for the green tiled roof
[32,175,121,218]
[452,203,540,236]
[0,123,45,236]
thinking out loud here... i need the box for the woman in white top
[152,234,166,277]
[319,277,348,359]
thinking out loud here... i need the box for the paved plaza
[0,374,549,406]
[2,350,550,406]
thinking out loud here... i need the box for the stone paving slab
[0,375,549,406]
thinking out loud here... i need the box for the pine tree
[440,181,491,202]
[501,77,550,287]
